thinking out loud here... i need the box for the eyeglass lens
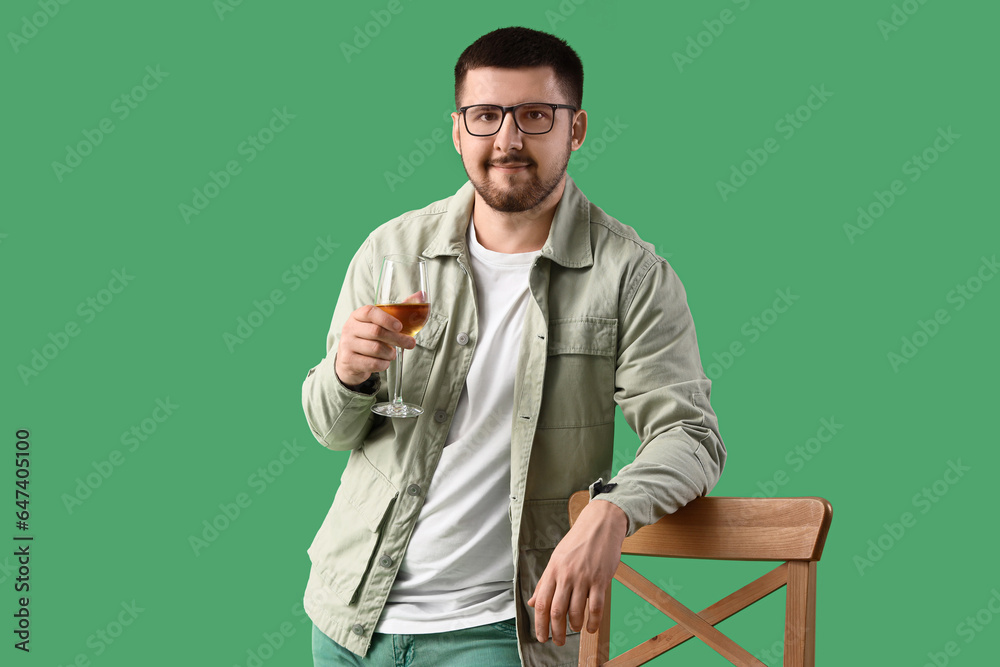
[464,104,557,135]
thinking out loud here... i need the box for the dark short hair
[454,27,584,109]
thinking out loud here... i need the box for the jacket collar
[423,175,594,269]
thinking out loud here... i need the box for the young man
[302,27,725,667]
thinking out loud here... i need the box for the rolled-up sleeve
[301,238,381,452]
[601,256,726,535]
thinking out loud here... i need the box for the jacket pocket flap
[518,498,571,550]
[547,318,617,357]
[414,312,447,350]
[307,454,398,605]
[346,455,399,532]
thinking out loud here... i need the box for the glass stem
[392,346,405,407]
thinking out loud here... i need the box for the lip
[491,163,530,172]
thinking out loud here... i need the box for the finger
[358,304,400,330]
[548,584,572,647]
[345,344,395,374]
[567,586,589,634]
[586,586,606,634]
[358,305,403,336]
[532,581,554,644]
[361,306,416,349]
[336,347,390,383]
[354,324,398,355]
[341,327,394,365]
[402,290,426,303]
[350,316,413,352]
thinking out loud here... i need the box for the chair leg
[578,581,612,666]
[784,561,817,667]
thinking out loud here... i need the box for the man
[302,27,725,667]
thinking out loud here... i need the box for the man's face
[452,67,586,214]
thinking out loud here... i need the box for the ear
[451,111,462,154]
[570,109,588,151]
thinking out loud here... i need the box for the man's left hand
[527,499,628,646]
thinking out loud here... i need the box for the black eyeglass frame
[457,102,578,136]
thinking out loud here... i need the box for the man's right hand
[335,304,416,387]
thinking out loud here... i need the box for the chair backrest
[568,491,833,667]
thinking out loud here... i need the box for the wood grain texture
[572,492,833,561]
[579,580,612,666]
[784,560,818,667]
[570,491,831,666]
[604,563,789,667]
[613,562,766,667]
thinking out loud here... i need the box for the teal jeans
[312,621,521,667]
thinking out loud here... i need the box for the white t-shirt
[376,218,539,633]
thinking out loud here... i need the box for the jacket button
[406,484,421,496]
[352,624,365,636]
[456,332,470,345]
[379,554,393,568]
[433,410,448,423]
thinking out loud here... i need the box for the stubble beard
[461,144,572,214]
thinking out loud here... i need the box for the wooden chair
[568,491,833,667]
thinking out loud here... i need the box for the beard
[461,145,572,214]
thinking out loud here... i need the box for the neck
[471,176,566,254]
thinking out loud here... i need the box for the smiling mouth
[491,162,531,171]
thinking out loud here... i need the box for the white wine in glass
[371,255,430,418]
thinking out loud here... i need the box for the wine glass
[371,255,430,418]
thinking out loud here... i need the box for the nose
[493,109,523,151]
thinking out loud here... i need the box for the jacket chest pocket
[307,453,398,605]
[385,311,447,408]
[538,317,617,429]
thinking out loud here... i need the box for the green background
[4,0,998,664]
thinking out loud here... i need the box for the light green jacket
[301,177,725,666]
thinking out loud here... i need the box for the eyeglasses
[457,102,577,137]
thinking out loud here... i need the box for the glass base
[371,402,423,419]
